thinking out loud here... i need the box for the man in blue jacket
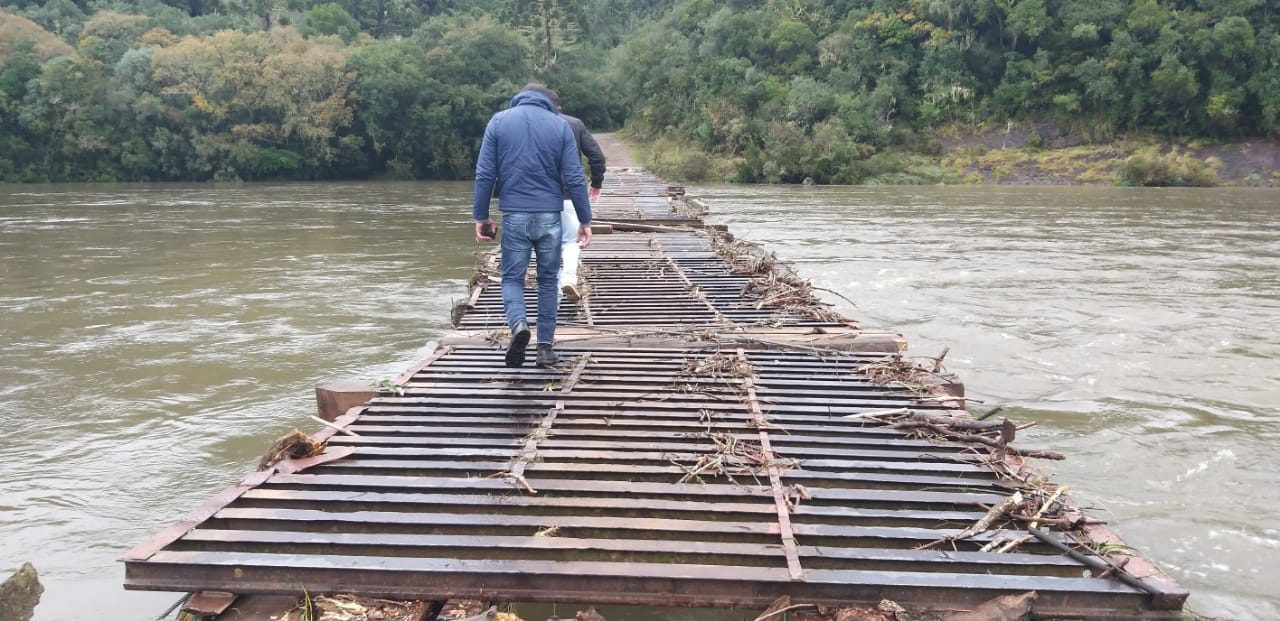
[474,84,593,368]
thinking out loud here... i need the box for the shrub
[1119,149,1218,187]
[679,152,710,181]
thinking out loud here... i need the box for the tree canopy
[0,0,1276,182]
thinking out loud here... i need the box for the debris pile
[256,429,326,471]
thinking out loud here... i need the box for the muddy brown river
[0,182,1275,620]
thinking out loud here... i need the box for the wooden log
[315,380,377,422]
[591,220,692,233]
[897,411,1012,433]
[798,331,906,353]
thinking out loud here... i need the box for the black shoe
[535,343,560,367]
[505,320,530,368]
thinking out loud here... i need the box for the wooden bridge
[123,168,1188,620]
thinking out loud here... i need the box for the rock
[939,592,1036,621]
[574,607,606,621]
[0,562,43,621]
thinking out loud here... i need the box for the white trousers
[559,200,580,289]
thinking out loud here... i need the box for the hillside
[1,1,1277,185]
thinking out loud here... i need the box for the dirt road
[593,133,638,168]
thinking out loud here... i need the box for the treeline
[1,0,1277,183]
[615,0,1280,183]
[0,0,664,181]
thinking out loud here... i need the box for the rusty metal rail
[124,344,1184,618]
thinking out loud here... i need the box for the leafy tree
[17,0,87,39]
[3,0,1280,183]
[1246,33,1280,133]
[1071,56,1120,132]
[77,11,150,65]
[19,54,123,180]
[304,3,359,41]
[0,39,43,101]
[323,0,416,38]
[504,0,585,71]
[2,10,77,60]
[542,43,623,128]
[1006,0,1048,49]
[348,38,426,175]
[1147,54,1199,132]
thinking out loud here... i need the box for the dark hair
[521,82,560,109]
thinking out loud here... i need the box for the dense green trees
[613,0,1280,183]
[0,0,1276,182]
[0,0,628,181]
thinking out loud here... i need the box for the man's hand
[577,225,592,248]
[475,219,496,241]
[588,186,602,201]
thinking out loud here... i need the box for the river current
[0,182,1275,620]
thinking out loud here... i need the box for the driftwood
[980,534,1037,553]
[853,409,1066,461]
[591,220,691,233]
[308,414,361,437]
[891,411,1012,433]
[919,492,1024,550]
[257,429,326,471]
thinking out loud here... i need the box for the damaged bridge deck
[123,168,1187,620]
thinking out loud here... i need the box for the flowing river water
[0,182,1276,621]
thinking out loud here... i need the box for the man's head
[521,83,561,110]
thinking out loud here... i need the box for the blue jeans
[500,211,562,344]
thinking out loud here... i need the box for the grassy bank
[619,129,1278,188]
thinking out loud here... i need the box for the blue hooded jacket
[472,90,591,226]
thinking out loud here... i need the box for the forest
[0,0,1277,183]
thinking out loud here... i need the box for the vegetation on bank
[629,129,1243,187]
[0,0,1277,185]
